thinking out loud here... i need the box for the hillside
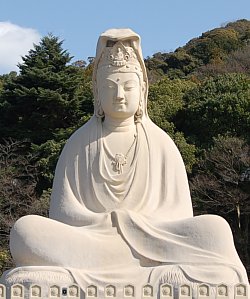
[145,19,250,81]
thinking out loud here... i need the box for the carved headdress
[93,28,149,120]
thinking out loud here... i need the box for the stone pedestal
[1,266,248,299]
[0,267,77,299]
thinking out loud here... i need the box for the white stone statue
[1,29,248,297]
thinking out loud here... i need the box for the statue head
[93,28,148,122]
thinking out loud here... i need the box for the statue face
[97,72,140,120]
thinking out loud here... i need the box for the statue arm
[49,125,106,227]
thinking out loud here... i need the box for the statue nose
[116,85,125,100]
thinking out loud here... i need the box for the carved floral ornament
[105,285,116,297]
[161,284,172,296]
[50,285,60,297]
[236,284,246,296]
[124,285,135,297]
[11,284,23,297]
[69,285,79,297]
[180,284,191,296]
[87,285,97,297]
[217,284,228,296]
[98,40,142,72]
[31,285,41,297]
[198,284,209,296]
[143,284,153,297]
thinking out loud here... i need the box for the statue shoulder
[56,117,98,164]
[144,120,177,149]
[64,117,97,150]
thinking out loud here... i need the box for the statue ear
[135,81,146,122]
[95,90,104,118]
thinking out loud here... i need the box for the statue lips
[113,99,127,110]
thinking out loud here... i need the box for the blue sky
[1,0,250,74]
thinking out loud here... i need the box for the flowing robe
[9,116,248,289]
[47,116,248,285]
[50,117,193,224]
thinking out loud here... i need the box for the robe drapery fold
[48,117,248,285]
[50,116,193,223]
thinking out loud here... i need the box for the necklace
[112,133,137,174]
[103,132,137,174]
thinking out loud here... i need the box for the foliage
[145,49,200,80]
[172,132,197,174]
[0,78,3,93]
[0,34,94,193]
[144,53,167,83]
[179,73,250,146]
[186,28,240,64]
[0,139,49,274]
[195,44,250,77]
[144,19,250,79]
[148,78,197,172]
[225,19,250,42]
[0,35,93,145]
[184,19,250,67]
[191,136,250,214]
[148,78,188,122]
[191,135,250,267]
[32,140,66,191]
[0,249,12,275]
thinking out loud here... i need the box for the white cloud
[0,22,41,74]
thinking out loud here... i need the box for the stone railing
[0,282,249,299]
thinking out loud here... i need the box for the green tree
[144,20,250,80]
[185,28,240,64]
[225,19,250,43]
[179,73,250,147]
[145,49,201,80]
[148,78,197,172]
[0,35,93,145]
[32,60,94,191]
[0,35,94,192]
[195,44,250,78]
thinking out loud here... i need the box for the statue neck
[103,116,136,132]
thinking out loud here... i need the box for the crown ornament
[98,41,141,70]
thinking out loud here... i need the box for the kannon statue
[2,29,248,297]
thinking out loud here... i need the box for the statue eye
[106,83,115,89]
[124,81,137,91]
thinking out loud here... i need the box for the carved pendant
[112,153,127,174]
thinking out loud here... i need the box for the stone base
[0,266,248,299]
[0,267,78,299]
